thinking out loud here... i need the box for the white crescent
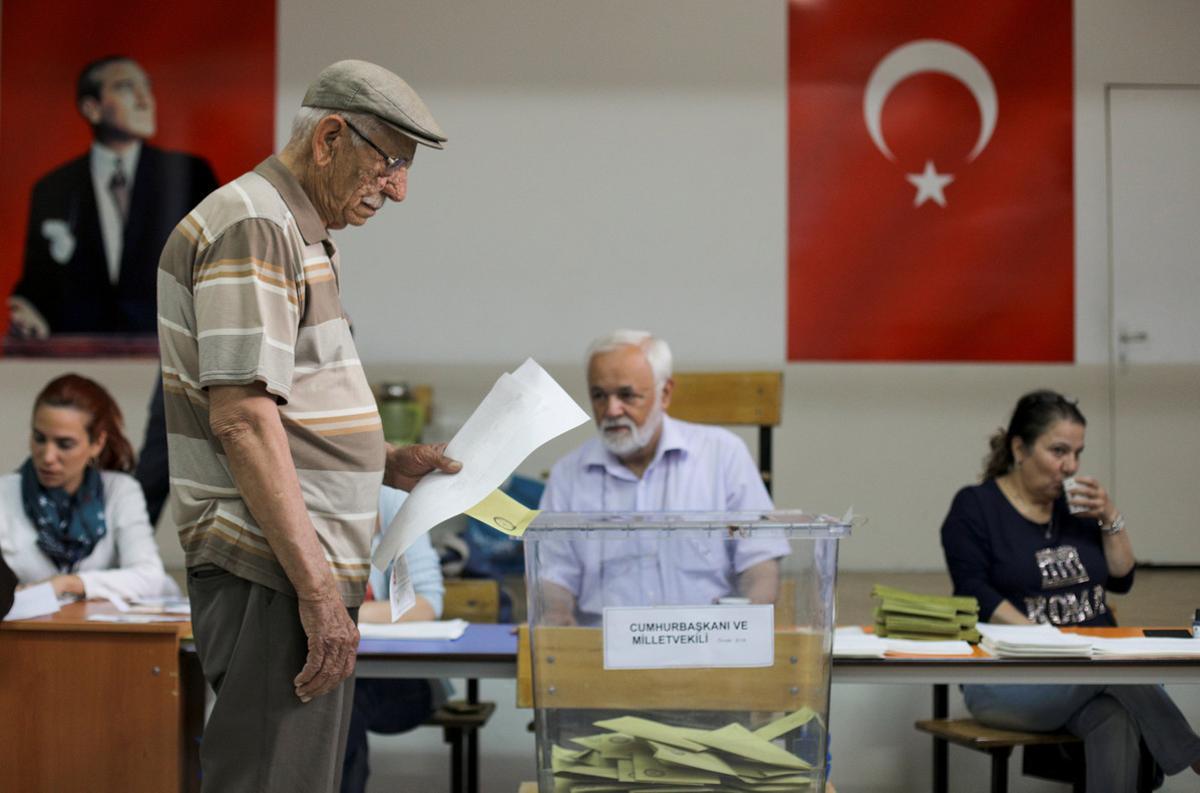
[863,39,998,163]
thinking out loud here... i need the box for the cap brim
[379,118,445,150]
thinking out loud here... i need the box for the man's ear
[659,378,675,411]
[311,115,346,168]
[79,97,102,126]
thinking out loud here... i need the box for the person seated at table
[0,554,15,618]
[0,373,176,601]
[941,389,1200,790]
[536,329,789,626]
[341,485,446,793]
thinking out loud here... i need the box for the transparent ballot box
[523,511,848,793]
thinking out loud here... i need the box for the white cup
[1063,476,1088,514]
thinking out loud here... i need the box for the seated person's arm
[71,475,172,600]
[941,488,1015,623]
[360,595,436,624]
[542,580,578,627]
[737,558,780,604]
[987,600,1033,625]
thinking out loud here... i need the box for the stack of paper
[358,619,469,641]
[550,712,821,791]
[872,585,980,643]
[833,626,973,658]
[1091,638,1200,659]
[975,623,1093,658]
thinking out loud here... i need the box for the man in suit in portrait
[8,55,218,337]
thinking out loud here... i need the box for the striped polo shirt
[157,156,385,606]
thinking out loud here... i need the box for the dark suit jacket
[13,144,218,334]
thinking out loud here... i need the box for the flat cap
[302,59,446,150]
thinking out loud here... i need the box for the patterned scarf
[19,458,107,572]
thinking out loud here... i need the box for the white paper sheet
[1091,637,1200,658]
[976,623,1093,657]
[372,358,589,570]
[3,582,60,621]
[358,618,470,641]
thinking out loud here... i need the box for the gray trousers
[964,684,1200,792]
[188,564,357,793]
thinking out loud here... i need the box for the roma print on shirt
[1024,544,1108,625]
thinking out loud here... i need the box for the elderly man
[538,330,788,626]
[10,55,216,337]
[157,61,457,792]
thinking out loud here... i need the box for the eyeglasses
[589,387,649,406]
[342,118,411,174]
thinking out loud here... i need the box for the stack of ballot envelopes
[549,710,822,792]
[872,584,980,643]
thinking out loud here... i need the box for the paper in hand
[373,358,588,571]
[464,489,540,537]
[388,553,416,623]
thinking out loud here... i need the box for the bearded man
[536,329,787,626]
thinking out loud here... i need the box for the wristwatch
[1101,513,1126,535]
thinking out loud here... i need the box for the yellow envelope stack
[871,584,980,643]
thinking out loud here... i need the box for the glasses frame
[342,117,410,174]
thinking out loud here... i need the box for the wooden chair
[915,718,1081,793]
[667,371,783,494]
[423,579,501,793]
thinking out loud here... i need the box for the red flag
[787,0,1073,362]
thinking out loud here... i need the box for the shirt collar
[254,156,329,245]
[581,414,689,479]
[90,140,141,182]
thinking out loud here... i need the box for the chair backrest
[667,371,783,493]
[441,579,500,623]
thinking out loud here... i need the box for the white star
[906,160,955,208]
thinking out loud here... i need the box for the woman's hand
[1065,475,1119,525]
[48,574,85,598]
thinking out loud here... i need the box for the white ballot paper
[372,358,589,577]
[3,582,60,621]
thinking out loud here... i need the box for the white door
[1107,85,1200,563]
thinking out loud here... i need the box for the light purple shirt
[537,416,788,624]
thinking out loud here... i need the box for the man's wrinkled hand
[384,442,462,492]
[293,592,359,702]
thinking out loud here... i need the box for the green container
[377,382,425,446]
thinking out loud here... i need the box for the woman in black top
[941,390,1200,791]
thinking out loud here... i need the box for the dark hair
[76,55,135,104]
[33,374,135,473]
[981,389,1086,481]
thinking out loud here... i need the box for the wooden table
[0,601,202,793]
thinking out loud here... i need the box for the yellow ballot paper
[648,741,738,777]
[593,716,708,752]
[753,708,820,742]
[689,723,812,770]
[464,489,539,537]
[571,732,639,759]
[632,750,721,785]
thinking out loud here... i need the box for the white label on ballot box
[602,604,775,670]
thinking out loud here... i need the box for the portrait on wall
[0,0,276,357]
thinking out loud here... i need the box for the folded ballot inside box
[524,511,848,792]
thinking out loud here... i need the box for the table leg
[933,683,948,793]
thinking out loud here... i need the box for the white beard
[599,398,664,459]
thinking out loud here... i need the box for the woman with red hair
[0,373,175,600]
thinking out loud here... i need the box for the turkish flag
[787,0,1073,362]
